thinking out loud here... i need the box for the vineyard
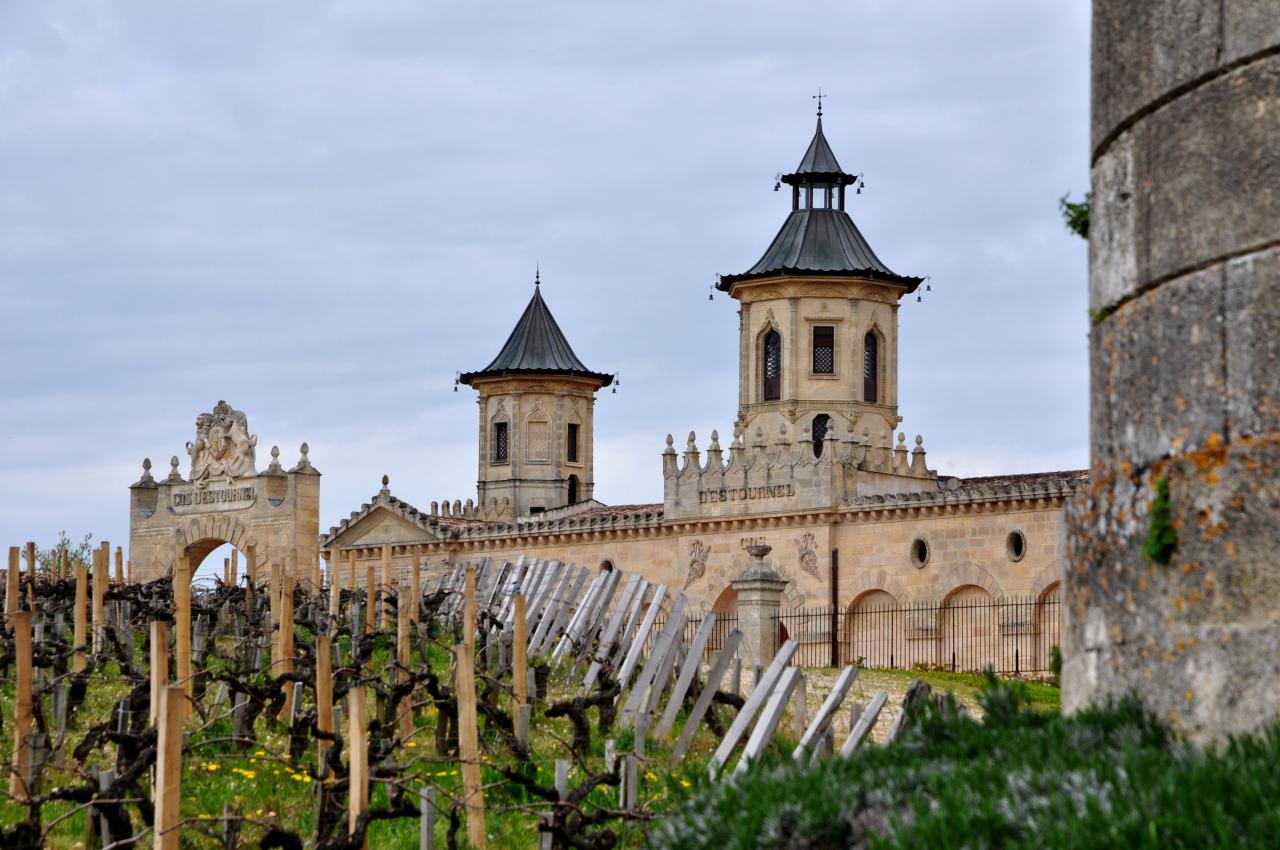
[1,543,926,849]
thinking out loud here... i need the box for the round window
[910,537,930,569]
[1006,530,1027,562]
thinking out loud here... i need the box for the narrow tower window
[863,332,879,404]
[567,423,580,463]
[763,329,782,401]
[492,422,509,464]
[812,414,831,458]
[567,474,580,505]
[812,326,834,374]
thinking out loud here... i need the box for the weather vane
[812,87,826,117]
[535,262,540,286]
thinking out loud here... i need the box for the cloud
[0,1,1090,559]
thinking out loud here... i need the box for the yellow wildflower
[405,741,417,749]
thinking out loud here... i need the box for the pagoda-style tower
[716,108,922,454]
[459,277,613,516]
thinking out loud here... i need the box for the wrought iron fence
[773,594,1060,674]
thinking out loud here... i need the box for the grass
[650,674,1280,850]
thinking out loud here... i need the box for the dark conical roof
[719,113,921,291]
[794,117,843,175]
[459,285,613,387]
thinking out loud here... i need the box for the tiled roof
[955,470,1089,490]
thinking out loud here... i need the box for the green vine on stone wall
[1059,192,1090,239]
[1143,477,1177,565]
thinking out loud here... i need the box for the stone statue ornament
[186,400,258,487]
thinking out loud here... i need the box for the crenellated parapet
[662,420,937,520]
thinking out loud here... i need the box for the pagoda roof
[719,208,922,289]
[459,285,613,387]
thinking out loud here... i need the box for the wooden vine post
[115,546,124,583]
[365,557,376,634]
[244,544,257,620]
[175,555,193,718]
[328,550,341,619]
[409,550,421,624]
[456,565,487,847]
[279,573,296,718]
[348,686,369,850]
[25,541,36,610]
[5,546,18,627]
[150,619,170,726]
[269,560,282,673]
[347,549,357,607]
[513,593,528,706]
[92,545,107,653]
[230,549,239,587]
[9,610,32,799]
[73,561,88,673]
[154,684,185,850]
[397,580,413,742]
[315,633,333,769]
[380,543,392,630]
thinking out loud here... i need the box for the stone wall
[1065,1,1280,740]
[332,492,1068,617]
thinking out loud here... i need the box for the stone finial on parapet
[662,434,678,478]
[379,474,390,496]
[682,431,700,475]
[166,456,185,483]
[706,430,723,471]
[135,458,156,486]
[266,446,284,474]
[291,443,317,474]
[731,544,789,669]
[911,435,929,475]
[893,432,909,473]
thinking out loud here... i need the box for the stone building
[320,111,1085,660]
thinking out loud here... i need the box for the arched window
[491,422,509,464]
[812,414,831,458]
[567,474,579,505]
[863,332,879,404]
[762,329,782,401]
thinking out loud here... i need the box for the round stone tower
[1065,2,1280,741]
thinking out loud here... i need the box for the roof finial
[812,87,826,117]
[535,262,540,286]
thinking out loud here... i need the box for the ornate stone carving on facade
[684,539,709,590]
[795,531,821,581]
[186,400,258,487]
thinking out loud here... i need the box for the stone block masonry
[1065,1,1280,742]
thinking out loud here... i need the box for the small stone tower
[459,276,613,516]
[716,108,922,455]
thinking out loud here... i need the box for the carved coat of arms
[684,540,710,590]
[187,400,258,487]
[796,531,821,581]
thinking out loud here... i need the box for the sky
[0,1,1091,580]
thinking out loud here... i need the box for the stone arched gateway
[128,401,320,581]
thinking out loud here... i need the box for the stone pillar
[731,545,788,669]
[1066,2,1280,742]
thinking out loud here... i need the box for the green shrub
[649,679,1280,849]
